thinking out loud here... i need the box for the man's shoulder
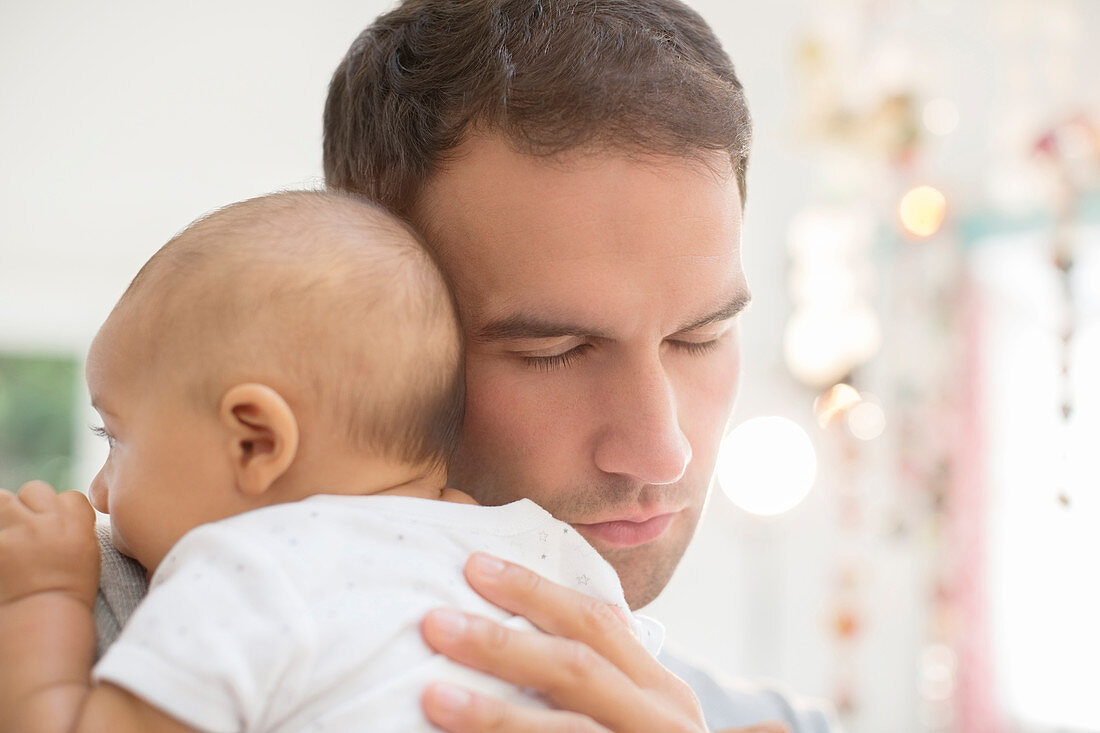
[94,521,148,659]
[658,645,841,733]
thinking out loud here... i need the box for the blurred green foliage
[0,353,80,492]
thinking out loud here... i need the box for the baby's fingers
[56,490,96,524]
[0,490,32,527]
[16,481,58,513]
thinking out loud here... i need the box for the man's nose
[592,357,692,485]
[88,472,109,514]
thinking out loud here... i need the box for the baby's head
[85,191,463,571]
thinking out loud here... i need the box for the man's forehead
[412,133,746,334]
[413,134,740,239]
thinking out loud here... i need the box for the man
[322,1,836,732]
[90,1,834,730]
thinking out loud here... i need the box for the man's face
[412,135,749,609]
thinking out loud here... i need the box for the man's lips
[572,511,677,548]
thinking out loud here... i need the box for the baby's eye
[90,425,116,448]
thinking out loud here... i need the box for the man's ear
[218,383,299,497]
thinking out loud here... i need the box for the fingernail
[472,553,505,576]
[432,683,471,712]
[428,608,468,639]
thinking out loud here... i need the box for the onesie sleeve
[92,524,316,733]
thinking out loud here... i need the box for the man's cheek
[475,371,570,433]
[462,389,549,471]
[677,400,733,491]
[692,356,742,450]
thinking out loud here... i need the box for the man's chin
[606,542,685,610]
[582,512,699,610]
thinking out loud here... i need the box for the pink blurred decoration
[950,281,1001,732]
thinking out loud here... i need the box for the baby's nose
[88,473,109,513]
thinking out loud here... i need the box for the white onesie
[93,495,663,732]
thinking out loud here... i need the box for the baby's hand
[0,481,99,608]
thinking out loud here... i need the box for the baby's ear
[218,383,299,496]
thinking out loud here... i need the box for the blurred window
[0,352,81,491]
[971,224,1100,732]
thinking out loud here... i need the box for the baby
[0,191,660,732]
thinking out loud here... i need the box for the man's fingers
[462,554,665,688]
[421,608,631,706]
[422,682,611,733]
[421,609,684,731]
[16,481,57,513]
[436,555,709,731]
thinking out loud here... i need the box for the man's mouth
[573,511,677,548]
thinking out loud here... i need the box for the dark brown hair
[324,0,752,214]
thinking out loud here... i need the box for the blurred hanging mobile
[1033,113,1100,509]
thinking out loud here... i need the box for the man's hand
[0,481,99,608]
[419,552,708,732]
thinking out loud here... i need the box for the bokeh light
[814,383,862,428]
[784,305,883,388]
[898,185,947,237]
[848,400,887,440]
[716,417,818,516]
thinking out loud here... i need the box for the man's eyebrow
[475,316,611,343]
[674,290,752,332]
[475,290,751,343]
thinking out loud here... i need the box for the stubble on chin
[595,507,701,610]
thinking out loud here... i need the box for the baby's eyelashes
[90,424,117,448]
